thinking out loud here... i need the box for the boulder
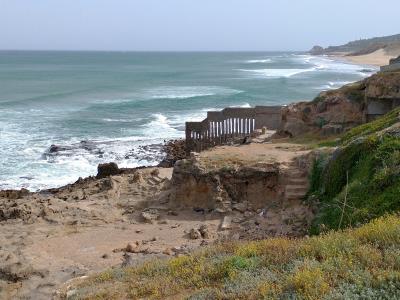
[232,202,247,213]
[96,162,120,179]
[141,209,160,223]
[189,228,202,239]
[48,144,72,153]
[158,139,188,168]
[125,242,139,253]
[199,224,210,239]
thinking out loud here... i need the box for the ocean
[0,51,376,191]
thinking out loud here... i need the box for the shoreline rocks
[96,162,121,179]
[158,139,187,168]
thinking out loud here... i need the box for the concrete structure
[366,99,400,122]
[380,56,400,72]
[185,106,282,153]
[365,56,400,121]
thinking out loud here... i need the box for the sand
[0,167,223,299]
[334,49,396,67]
[0,141,315,299]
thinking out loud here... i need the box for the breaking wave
[238,68,316,78]
[245,59,272,64]
[147,86,243,100]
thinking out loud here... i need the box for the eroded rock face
[365,72,400,99]
[169,159,281,212]
[280,82,365,137]
[280,72,400,137]
[168,149,317,215]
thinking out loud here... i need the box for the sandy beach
[334,48,398,67]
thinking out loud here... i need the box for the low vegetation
[309,107,400,233]
[65,109,400,299]
[68,215,400,299]
[341,107,400,145]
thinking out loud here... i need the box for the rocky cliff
[168,143,320,238]
[280,70,400,137]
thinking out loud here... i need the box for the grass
[341,107,400,145]
[67,215,400,299]
[62,109,400,299]
[308,108,400,233]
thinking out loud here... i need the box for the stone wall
[185,106,282,153]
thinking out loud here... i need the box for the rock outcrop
[169,144,314,209]
[366,71,400,99]
[158,139,187,167]
[280,71,400,137]
[280,82,366,136]
[96,162,121,179]
[170,159,281,212]
[167,143,319,238]
[309,45,324,55]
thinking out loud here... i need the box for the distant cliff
[309,33,400,56]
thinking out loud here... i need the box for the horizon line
[0,49,308,53]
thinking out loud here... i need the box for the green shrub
[308,107,400,233]
[68,215,400,300]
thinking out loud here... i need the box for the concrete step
[287,178,308,184]
[286,171,305,178]
[285,185,308,193]
[285,191,307,200]
[285,189,307,195]
[285,191,308,197]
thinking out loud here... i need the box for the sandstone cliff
[280,71,400,137]
[168,143,321,238]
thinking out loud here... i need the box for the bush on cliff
[64,215,400,299]
[309,107,400,233]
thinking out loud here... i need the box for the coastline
[328,48,395,67]
[2,62,400,299]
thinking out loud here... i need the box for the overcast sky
[0,0,399,51]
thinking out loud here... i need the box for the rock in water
[96,162,120,179]
[309,45,324,55]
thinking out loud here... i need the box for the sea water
[0,51,377,190]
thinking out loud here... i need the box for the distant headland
[309,33,400,66]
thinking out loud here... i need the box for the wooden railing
[185,106,282,153]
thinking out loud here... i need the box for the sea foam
[238,68,316,78]
[245,59,272,64]
[147,86,242,100]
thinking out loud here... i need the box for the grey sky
[0,0,399,51]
